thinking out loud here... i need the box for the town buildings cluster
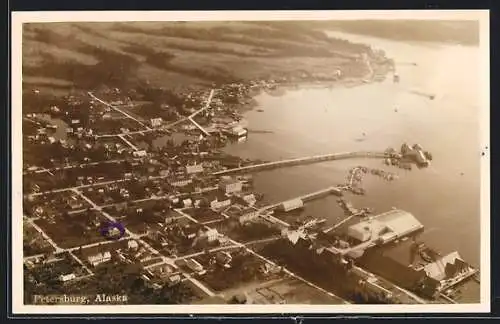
[23,72,475,305]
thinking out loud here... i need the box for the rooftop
[348,209,423,242]
[423,251,469,281]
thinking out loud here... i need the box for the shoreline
[21,46,481,305]
[231,55,392,117]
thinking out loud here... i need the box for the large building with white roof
[347,209,424,244]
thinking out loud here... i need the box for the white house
[186,164,204,175]
[219,178,243,194]
[150,117,163,128]
[87,251,112,267]
[167,274,182,285]
[183,198,193,208]
[133,150,148,158]
[204,228,219,242]
[171,179,192,187]
[239,208,260,224]
[242,194,257,206]
[210,197,231,210]
[186,258,205,274]
[59,273,76,282]
[127,240,139,250]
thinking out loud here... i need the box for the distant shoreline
[233,54,392,115]
[22,21,390,102]
[317,21,480,47]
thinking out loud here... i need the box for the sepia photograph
[11,10,490,314]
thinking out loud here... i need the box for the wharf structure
[213,151,387,176]
[222,125,248,138]
[326,209,424,258]
[346,209,424,246]
[355,247,477,300]
[281,233,428,304]
[213,144,430,177]
[416,251,478,294]
[261,186,343,213]
[324,210,476,300]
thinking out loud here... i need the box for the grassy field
[22,21,372,96]
[22,20,478,98]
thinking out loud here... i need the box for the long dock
[260,186,344,212]
[323,212,364,234]
[301,186,344,203]
[252,186,344,228]
[213,151,387,176]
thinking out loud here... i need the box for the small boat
[351,187,366,196]
[420,250,433,263]
[419,245,441,263]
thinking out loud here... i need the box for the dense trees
[24,260,198,304]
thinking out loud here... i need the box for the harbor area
[354,237,480,302]
[345,209,424,248]
[249,161,479,304]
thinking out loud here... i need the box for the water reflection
[223,32,481,268]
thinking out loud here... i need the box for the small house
[59,273,76,282]
[87,251,112,267]
[186,164,204,175]
[150,117,163,128]
[133,150,148,158]
[219,178,243,194]
[127,240,139,250]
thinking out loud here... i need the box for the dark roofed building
[423,251,471,281]
[445,259,469,279]
[356,249,440,298]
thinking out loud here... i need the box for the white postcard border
[11,9,490,314]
